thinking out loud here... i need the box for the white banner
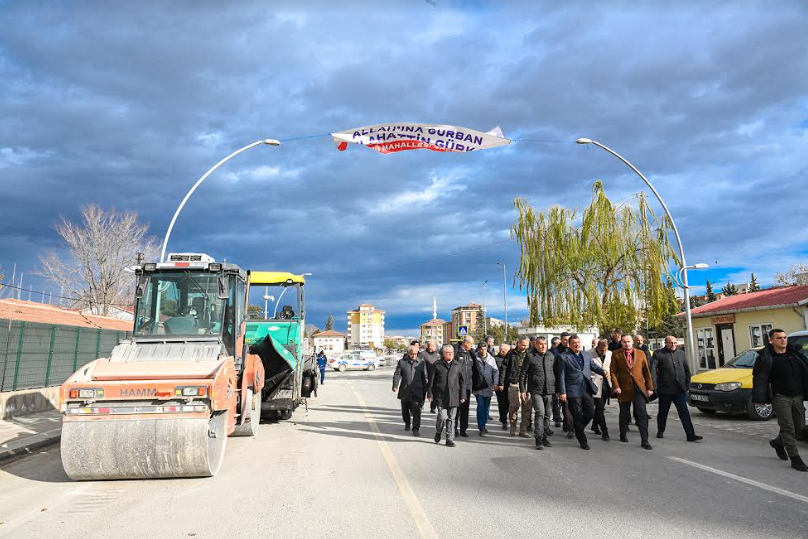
[332,123,510,154]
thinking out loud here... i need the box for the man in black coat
[393,345,429,436]
[551,332,573,435]
[494,343,511,429]
[519,336,556,449]
[419,341,441,413]
[652,336,702,442]
[753,329,808,472]
[427,344,466,447]
[608,328,623,352]
[500,337,533,437]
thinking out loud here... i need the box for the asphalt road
[2,366,808,538]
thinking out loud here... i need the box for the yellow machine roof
[249,271,306,286]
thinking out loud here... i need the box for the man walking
[610,334,654,449]
[587,338,611,440]
[652,336,702,442]
[552,333,573,436]
[520,336,556,449]
[558,335,606,450]
[420,341,441,413]
[393,345,429,436]
[494,343,511,429]
[753,329,808,472]
[455,336,478,437]
[316,351,327,385]
[608,328,623,352]
[473,343,499,436]
[427,344,466,447]
[500,337,534,438]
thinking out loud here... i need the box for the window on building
[697,328,716,370]
[749,323,773,348]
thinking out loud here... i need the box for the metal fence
[0,318,131,392]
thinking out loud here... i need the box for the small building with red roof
[687,284,808,370]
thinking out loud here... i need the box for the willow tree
[511,181,679,333]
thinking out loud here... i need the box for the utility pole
[482,280,488,337]
[497,262,508,340]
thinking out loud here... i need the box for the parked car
[689,347,772,420]
[357,349,384,366]
[789,330,808,355]
[330,352,378,372]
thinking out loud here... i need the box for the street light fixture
[482,280,488,336]
[160,138,282,262]
[675,263,710,289]
[496,262,508,341]
[576,137,699,373]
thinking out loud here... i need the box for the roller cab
[60,254,264,480]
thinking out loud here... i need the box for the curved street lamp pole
[482,280,488,336]
[576,138,698,372]
[160,138,281,262]
[497,262,508,341]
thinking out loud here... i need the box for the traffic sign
[457,325,468,337]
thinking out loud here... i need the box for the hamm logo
[119,388,158,398]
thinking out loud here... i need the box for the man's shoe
[562,425,569,432]
[412,429,420,437]
[446,440,456,447]
[501,422,508,430]
[542,438,553,448]
[479,430,486,437]
[459,431,469,438]
[687,435,703,442]
[519,432,531,438]
[770,439,789,461]
[535,439,544,450]
[591,427,601,435]
[546,428,554,436]
[566,431,575,439]
[580,443,590,450]
[620,435,629,443]
[641,441,653,450]
[554,421,562,428]
[790,456,808,472]
[482,428,489,434]
[405,425,410,431]
[434,432,441,444]
[656,431,664,439]
[602,434,610,442]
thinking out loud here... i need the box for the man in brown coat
[610,334,654,449]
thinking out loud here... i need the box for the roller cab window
[135,271,227,336]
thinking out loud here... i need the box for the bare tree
[39,205,159,316]
[774,263,808,286]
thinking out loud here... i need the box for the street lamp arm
[160,139,281,262]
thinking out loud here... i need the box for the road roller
[59,253,266,480]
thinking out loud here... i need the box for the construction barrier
[0,318,131,391]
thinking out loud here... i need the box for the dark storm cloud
[1,1,807,333]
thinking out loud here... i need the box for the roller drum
[61,413,227,480]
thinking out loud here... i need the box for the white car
[330,352,378,372]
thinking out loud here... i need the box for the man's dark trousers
[496,386,509,424]
[620,390,649,442]
[457,389,471,434]
[400,399,422,430]
[657,392,696,438]
[772,394,806,457]
[567,393,595,444]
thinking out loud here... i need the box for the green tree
[324,313,334,331]
[511,181,678,334]
[722,282,738,296]
[648,278,685,338]
[689,296,701,309]
[749,272,760,292]
[706,279,717,303]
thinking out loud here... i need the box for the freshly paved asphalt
[2,365,808,538]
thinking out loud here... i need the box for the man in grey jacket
[427,344,466,447]
[652,336,702,442]
[393,345,429,436]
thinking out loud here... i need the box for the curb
[0,432,61,465]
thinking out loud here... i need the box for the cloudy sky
[1,1,807,336]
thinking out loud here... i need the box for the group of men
[392,328,704,452]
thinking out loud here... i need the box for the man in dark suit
[611,334,655,449]
[427,344,466,447]
[557,334,606,450]
[393,345,429,436]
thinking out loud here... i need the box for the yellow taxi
[688,347,771,420]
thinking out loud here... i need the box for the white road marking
[355,392,438,539]
[669,456,808,504]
